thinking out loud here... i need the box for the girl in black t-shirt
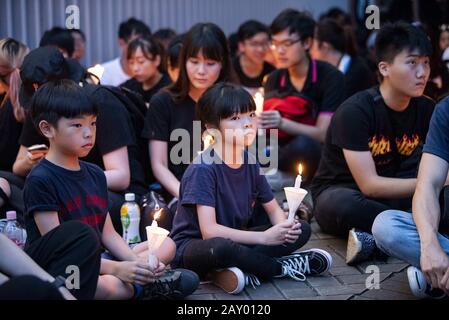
[121,36,172,105]
[143,23,236,203]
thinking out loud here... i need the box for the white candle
[254,92,264,115]
[294,163,303,189]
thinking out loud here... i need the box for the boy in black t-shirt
[262,9,344,184]
[233,20,275,94]
[311,22,435,265]
[23,80,198,300]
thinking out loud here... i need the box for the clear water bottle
[3,211,26,249]
[120,193,141,245]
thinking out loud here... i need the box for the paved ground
[187,219,417,301]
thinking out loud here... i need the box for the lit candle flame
[298,163,303,175]
[153,208,163,222]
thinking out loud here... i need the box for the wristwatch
[51,275,67,289]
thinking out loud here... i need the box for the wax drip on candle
[294,163,303,189]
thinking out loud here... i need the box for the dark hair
[70,29,86,41]
[40,27,75,57]
[118,18,152,42]
[153,28,176,45]
[127,36,163,60]
[375,22,432,63]
[30,79,97,130]
[168,23,234,103]
[228,32,239,59]
[196,82,255,132]
[237,20,269,42]
[319,7,351,26]
[166,34,183,69]
[270,9,316,41]
[315,18,357,56]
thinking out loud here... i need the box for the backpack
[263,60,318,142]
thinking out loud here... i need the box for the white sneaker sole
[346,228,362,265]
[407,266,428,298]
[210,267,245,295]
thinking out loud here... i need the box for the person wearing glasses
[233,20,276,95]
[261,9,344,188]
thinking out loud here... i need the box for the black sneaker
[275,248,333,281]
[407,266,447,299]
[141,268,199,300]
[346,228,377,265]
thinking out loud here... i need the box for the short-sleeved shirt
[233,56,275,89]
[121,74,172,105]
[19,85,146,194]
[24,158,108,245]
[264,58,345,117]
[170,149,274,266]
[311,87,435,198]
[0,99,23,171]
[142,90,199,181]
[423,95,449,162]
[341,56,376,99]
[100,58,131,87]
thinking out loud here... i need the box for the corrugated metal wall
[0,0,348,67]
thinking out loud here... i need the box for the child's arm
[34,211,61,236]
[149,140,180,198]
[262,198,288,225]
[197,204,297,246]
[101,213,138,262]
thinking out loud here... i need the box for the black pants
[180,222,311,279]
[314,186,412,237]
[0,275,64,300]
[278,135,322,184]
[25,221,101,300]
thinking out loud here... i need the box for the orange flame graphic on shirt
[396,134,420,156]
[368,135,391,156]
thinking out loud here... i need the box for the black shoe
[275,248,333,281]
[346,228,376,265]
[141,268,199,300]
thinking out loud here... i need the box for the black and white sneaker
[346,228,377,265]
[407,266,447,299]
[275,248,333,281]
[141,268,199,300]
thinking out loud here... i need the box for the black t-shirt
[19,85,147,194]
[344,56,376,99]
[24,158,108,245]
[0,99,23,171]
[142,91,200,181]
[121,74,172,105]
[311,87,435,198]
[264,59,345,117]
[232,56,275,88]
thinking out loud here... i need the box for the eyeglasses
[270,38,302,51]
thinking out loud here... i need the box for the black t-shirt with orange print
[311,86,435,198]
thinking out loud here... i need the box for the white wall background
[0,0,348,67]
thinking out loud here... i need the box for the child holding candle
[23,80,199,300]
[170,83,332,295]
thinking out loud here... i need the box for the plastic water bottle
[120,193,141,244]
[3,211,26,249]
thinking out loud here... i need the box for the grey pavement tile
[186,294,216,300]
[282,287,319,299]
[294,294,353,300]
[306,275,342,287]
[245,282,284,300]
[336,273,391,285]
[379,280,414,295]
[214,292,251,300]
[357,288,417,300]
[272,278,310,291]
[330,266,363,276]
[315,284,367,296]
[194,283,225,295]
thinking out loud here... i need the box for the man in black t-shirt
[311,22,435,265]
[233,20,275,93]
[262,9,344,184]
